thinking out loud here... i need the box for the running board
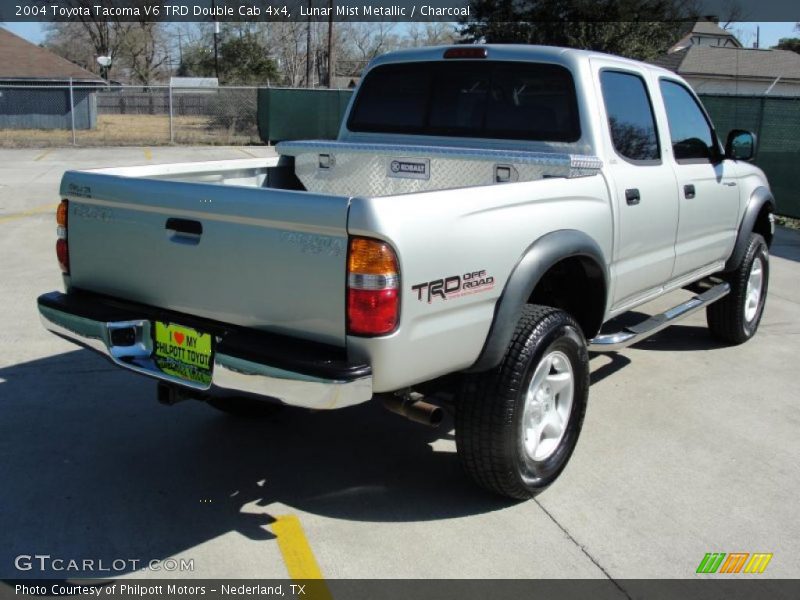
[588,282,730,352]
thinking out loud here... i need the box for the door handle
[625,188,640,206]
[684,184,696,199]
[165,218,203,244]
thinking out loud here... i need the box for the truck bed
[59,141,602,348]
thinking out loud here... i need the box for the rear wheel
[456,306,589,500]
[707,233,769,344]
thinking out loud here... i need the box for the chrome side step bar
[588,282,730,352]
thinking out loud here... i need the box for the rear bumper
[37,291,373,410]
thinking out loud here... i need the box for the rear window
[348,61,581,143]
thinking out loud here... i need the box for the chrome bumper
[38,293,373,410]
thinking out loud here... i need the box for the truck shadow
[770,226,800,263]
[0,349,507,578]
[0,322,726,578]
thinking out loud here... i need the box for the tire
[707,233,769,345]
[206,396,284,418]
[456,305,589,500]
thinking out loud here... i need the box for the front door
[658,79,740,278]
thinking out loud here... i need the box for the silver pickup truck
[38,45,775,499]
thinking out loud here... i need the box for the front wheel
[707,233,769,344]
[456,306,589,500]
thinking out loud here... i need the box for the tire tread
[457,306,586,499]
[707,233,768,345]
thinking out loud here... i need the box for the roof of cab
[368,44,677,79]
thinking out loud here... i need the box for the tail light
[347,237,399,336]
[56,199,69,274]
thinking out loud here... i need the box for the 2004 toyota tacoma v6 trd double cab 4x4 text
[38,46,775,499]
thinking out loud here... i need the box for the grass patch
[776,215,800,231]
[0,114,261,147]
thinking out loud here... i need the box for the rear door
[597,68,680,307]
[658,79,740,278]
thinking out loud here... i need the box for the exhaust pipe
[382,392,444,427]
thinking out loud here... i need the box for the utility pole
[306,0,312,87]
[327,0,335,88]
[212,0,220,80]
[177,30,183,64]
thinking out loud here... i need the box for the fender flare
[725,186,776,272]
[467,230,608,373]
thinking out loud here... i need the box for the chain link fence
[2,83,797,216]
[0,82,261,147]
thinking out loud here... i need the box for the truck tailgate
[61,170,349,346]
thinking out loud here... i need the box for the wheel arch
[725,186,775,272]
[467,230,608,373]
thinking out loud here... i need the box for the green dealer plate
[153,321,213,385]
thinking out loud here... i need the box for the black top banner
[5,0,471,22]
[1,0,798,23]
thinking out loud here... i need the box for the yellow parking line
[0,203,58,224]
[143,147,153,161]
[34,149,53,161]
[271,515,331,599]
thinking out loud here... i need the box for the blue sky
[1,20,797,48]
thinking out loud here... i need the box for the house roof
[691,21,737,37]
[669,20,743,53]
[650,48,689,73]
[0,27,103,81]
[651,46,800,81]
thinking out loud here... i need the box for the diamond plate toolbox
[277,140,603,197]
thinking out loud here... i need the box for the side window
[659,80,718,162]
[600,70,660,162]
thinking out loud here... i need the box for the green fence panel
[700,94,800,218]
[257,88,353,144]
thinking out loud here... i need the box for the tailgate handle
[165,218,202,244]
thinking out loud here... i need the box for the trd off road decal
[412,270,495,303]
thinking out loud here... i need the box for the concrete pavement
[1,147,798,584]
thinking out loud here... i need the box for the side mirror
[725,129,756,161]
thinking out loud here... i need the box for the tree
[178,32,278,85]
[334,23,405,78]
[41,1,170,80]
[217,34,279,85]
[459,0,697,61]
[406,23,459,47]
[119,21,169,85]
[774,38,800,54]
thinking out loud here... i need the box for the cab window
[600,70,660,163]
[659,80,719,162]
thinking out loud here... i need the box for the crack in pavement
[769,291,800,306]
[535,499,633,600]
